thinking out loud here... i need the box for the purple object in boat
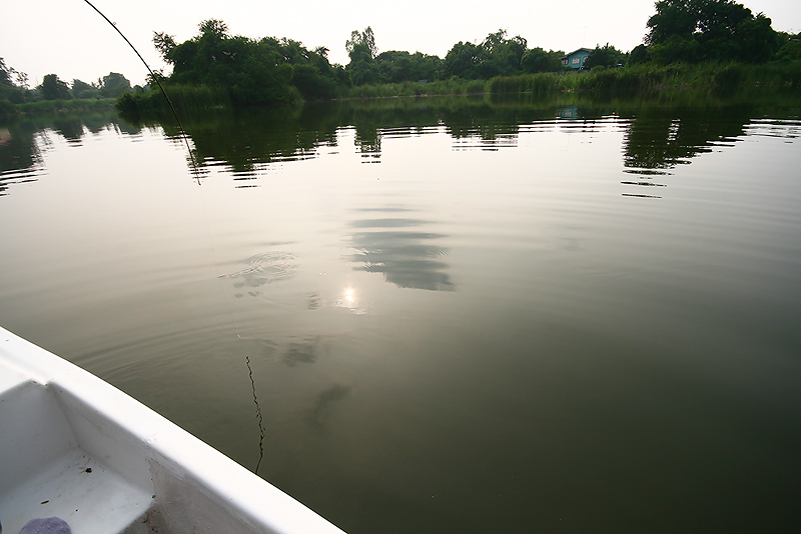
[18,518,71,534]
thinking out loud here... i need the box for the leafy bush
[116,84,230,117]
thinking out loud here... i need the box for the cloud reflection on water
[348,211,454,292]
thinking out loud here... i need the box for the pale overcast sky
[2,0,799,87]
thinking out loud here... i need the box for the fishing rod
[83,0,268,475]
[81,0,199,177]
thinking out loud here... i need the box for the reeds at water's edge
[490,61,801,97]
[109,59,801,116]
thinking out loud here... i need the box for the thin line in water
[246,354,266,475]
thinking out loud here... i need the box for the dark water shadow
[283,336,328,367]
[304,384,351,434]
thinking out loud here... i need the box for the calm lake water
[2,92,801,533]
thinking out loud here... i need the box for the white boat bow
[0,327,345,534]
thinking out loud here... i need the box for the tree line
[4,0,800,115]
[345,27,567,84]
[577,0,799,69]
[0,59,136,106]
[124,1,801,110]
[116,21,574,113]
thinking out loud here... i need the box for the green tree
[521,48,563,73]
[40,74,71,100]
[14,70,29,90]
[645,0,779,63]
[347,42,380,85]
[100,72,132,98]
[444,41,487,79]
[776,33,801,60]
[276,38,346,98]
[651,34,700,63]
[0,59,27,104]
[445,30,528,79]
[646,0,699,45]
[345,27,377,58]
[628,44,651,65]
[198,19,229,39]
[0,58,14,92]
[734,13,780,63]
[154,19,296,105]
[345,27,383,86]
[376,51,444,82]
[584,44,625,69]
[153,32,177,57]
[480,30,527,75]
[72,79,100,99]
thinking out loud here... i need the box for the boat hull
[0,327,345,534]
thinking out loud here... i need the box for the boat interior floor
[0,377,154,534]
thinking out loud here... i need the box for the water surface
[2,93,800,533]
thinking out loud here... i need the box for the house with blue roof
[561,48,593,69]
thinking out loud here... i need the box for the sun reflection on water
[335,286,365,314]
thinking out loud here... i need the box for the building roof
[560,48,593,59]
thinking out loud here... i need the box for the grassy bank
[108,59,801,118]
[347,78,488,98]
[489,60,801,98]
[116,79,490,116]
[116,84,233,117]
[13,98,117,115]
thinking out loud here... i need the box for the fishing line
[84,0,267,474]
[246,354,266,474]
[193,178,268,475]
[81,0,200,178]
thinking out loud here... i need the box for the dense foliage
[40,74,72,100]
[1,57,135,115]
[375,51,444,83]
[1,58,27,105]
[645,0,780,63]
[119,22,568,112]
[150,19,347,105]
[584,44,627,69]
[444,30,534,79]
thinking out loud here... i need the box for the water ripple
[218,251,298,292]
